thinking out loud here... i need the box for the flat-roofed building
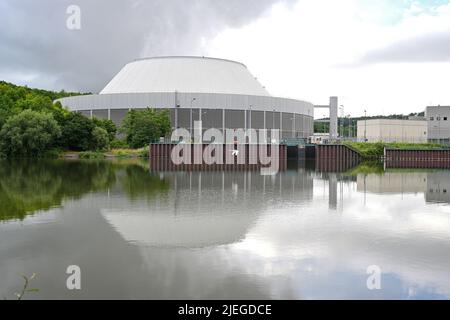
[357,119,428,143]
[426,106,450,144]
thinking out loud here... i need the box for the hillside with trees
[0,81,171,158]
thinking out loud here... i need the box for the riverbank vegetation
[0,159,169,222]
[76,148,148,159]
[0,81,170,158]
[120,108,171,148]
[344,142,445,159]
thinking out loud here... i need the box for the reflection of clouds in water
[223,182,450,299]
[101,170,450,299]
[3,163,450,299]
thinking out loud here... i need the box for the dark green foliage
[0,81,121,156]
[0,81,79,131]
[0,94,15,129]
[59,112,95,151]
[110,139,129,149]
[120,108,171,148]
[92,117,117,141]
[91,126,110,151]
[121,165,170,199]
[0,110,61,157]
[0,159,117,221]
[15,94,54,113]
[41,149,64,159]
[59,114,113,151]
[0,80,86,102]
[0,160,169,222]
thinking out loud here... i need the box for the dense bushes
[59,112,95,151]
[0,110,61,157]
[91,126,110,151]
[0,109,114,156]
[0,81,172,157]
[120,108,171,148]
[58,113,116,151]
[110,139,129,149]
[92,117,117,141]
[0,81,121,156]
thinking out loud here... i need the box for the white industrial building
[357,119,428,143]
[426,106,450,144]
[56,56,315,140]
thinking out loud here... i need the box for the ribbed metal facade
[55,56,315,139]
[57,92,314,139]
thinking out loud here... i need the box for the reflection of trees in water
[0,160,172,222]
[120,166,170,200]
[0,160,117,221]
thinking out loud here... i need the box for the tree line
[0,81,171,158]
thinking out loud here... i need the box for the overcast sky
[1,0,450,117]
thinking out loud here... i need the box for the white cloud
[207,0,450,117]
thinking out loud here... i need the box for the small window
[444,117,448,121]
[430,117,434,121]
[437,117,441,121]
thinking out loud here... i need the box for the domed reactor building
[57,56,315,140]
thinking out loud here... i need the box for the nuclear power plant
[57,56,340,141]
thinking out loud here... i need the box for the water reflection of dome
[102,169,314,248]
[101,210,256,248]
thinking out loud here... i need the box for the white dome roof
[100,56,271,96]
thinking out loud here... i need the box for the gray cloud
[355,30,450,66]
[0,0,294,92]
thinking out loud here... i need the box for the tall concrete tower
[314,96,339,140]
[329,96,338,140]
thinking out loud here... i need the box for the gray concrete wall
[56,92,315,139]
[426,106,450,143]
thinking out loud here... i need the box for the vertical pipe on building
[280,112,283,139]
[190,108,193,138]
[244,109,247,132]
[263,111,266,133]
[222,109,225,138]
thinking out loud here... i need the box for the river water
[0,159,449,299]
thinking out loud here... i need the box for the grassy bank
[344,142,445,160]
[66,148,149,160]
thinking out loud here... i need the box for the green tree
[0,110,61,157]
[121,108,171,148]
[91,126,110,151]
[0,81,81,131]
[0,95,15,129]
[14,94,54,113]
[59,112,95,151]
[92,117,117,141]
